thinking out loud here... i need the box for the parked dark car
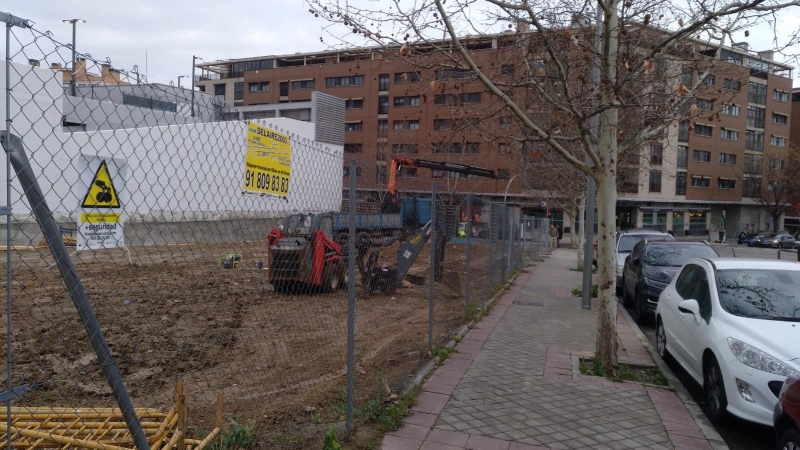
[622,241,719,323]
[775,374,800,450]
[757,233,797,249]
[747,234,765,247]
[738,232,758,245]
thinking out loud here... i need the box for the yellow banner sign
[80,212,122,223]
[243,122,292,197]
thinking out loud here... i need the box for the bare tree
[307,0,800,371]
[747,144,800,232]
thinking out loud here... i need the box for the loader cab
[283,213,334,237]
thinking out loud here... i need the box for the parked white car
[655,258,800,426]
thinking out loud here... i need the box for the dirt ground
[0,237,490,447]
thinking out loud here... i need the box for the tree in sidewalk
[308,0,800,372]
[747,144,800,233]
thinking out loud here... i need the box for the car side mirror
[625,255,631,264]
[678,299,702,325]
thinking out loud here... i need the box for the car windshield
[644,245,719,267]
[618,235,671,253]
[716,269,800,321]
[285,214,312,235]
[761,233,778,239]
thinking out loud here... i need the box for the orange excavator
[382,156,497,213]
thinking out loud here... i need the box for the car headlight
[728,338,798,377]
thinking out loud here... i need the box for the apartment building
[195,36,794,236]
[194,37,527,203]
[618,45,793,236]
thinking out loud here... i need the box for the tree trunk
[594,0,621,372]
[772,213,780,232]
[577,195,586,268]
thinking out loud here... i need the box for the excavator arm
[386,157,496,207]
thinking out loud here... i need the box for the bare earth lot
[0,239,489,447]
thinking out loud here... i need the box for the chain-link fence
[0,13,538,449]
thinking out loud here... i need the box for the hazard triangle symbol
[81,160,121,208]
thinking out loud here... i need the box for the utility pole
[177,75,187,88]
[191,56,201,117]
[62,19,85,97]
[581,4,603,310]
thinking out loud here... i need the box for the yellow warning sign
[80,212,121,223]
[242,122,292,197]
[81,160,121,208]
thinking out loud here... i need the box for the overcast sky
[5,1,799,87]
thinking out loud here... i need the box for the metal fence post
[429,183,436,351]
[465,195,472,316]
[345,161,357,435]
[487,203,494,294]
[5,20,13,450]
[1,132,149,450]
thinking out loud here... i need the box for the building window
[745,130,764,152]
[771,136,787,147]
[393,96,420,107]
[376,165,387,184]
[378,96,388,114]
[343,165,362,177]
[497,169,510,179]
[501,64,515,76]
[718,178,736,189]
[436,68,473,80]
[720,49,744,65]
[244,59,273,71]
[345,121,363,132]
[697,99,713,111]
[720,128,739,141]
[326,75,364,87]
[772,113,788,125]
[649,171,662,193]
[650,144,663,165]
[233,101,244,107]
[748,82,767,104]
[248,82,269,93]
[678,121,690,142]
[378,119,388,136]
[675,172,687,195]
[719,153,737,165]
[279,81,288,96]
[345,98,363,109]
[743,177,761,197]
[677,145,688,169]
[214,84,226,96]
[398,167,417,178]
[694,124,713,137]
[433,119,451,130]
[744,155,762,174]
[231,62,245,78]
[465,142,479,153]
[770,159,784,169]
[498,143,510,154]
[697,74,715,85]
[721,103,739,116]
[344,143,363,153]
[392,144,419,154]
[723,78,741,90]
[433,92,482,105]
[434,142,478,154]
[378,74,389,91]
[680,71,693,87]
[393,120,420,131]
[691,176,711,188]
[377,142,387,161]
[774,90,789,102]
[499,116,513,128]
[749,59,769,79]
[394,71,422,83]
[233,82,244,100]
[693,150,711,162]
[292,79,314,90]
[746,106,765,128]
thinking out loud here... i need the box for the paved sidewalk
[382,249,721,450]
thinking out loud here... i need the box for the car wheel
[704,355,730,424]
[656,318,669,359]
[779,429,800,450]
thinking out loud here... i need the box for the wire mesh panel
[1,21,353,449]
[0,16,522,448]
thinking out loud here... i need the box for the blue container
[401,198,432,225]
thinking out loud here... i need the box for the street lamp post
[62,19,85,97]
[504,175,520,276]
[191,56,202,117]
[177,76,187,88]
